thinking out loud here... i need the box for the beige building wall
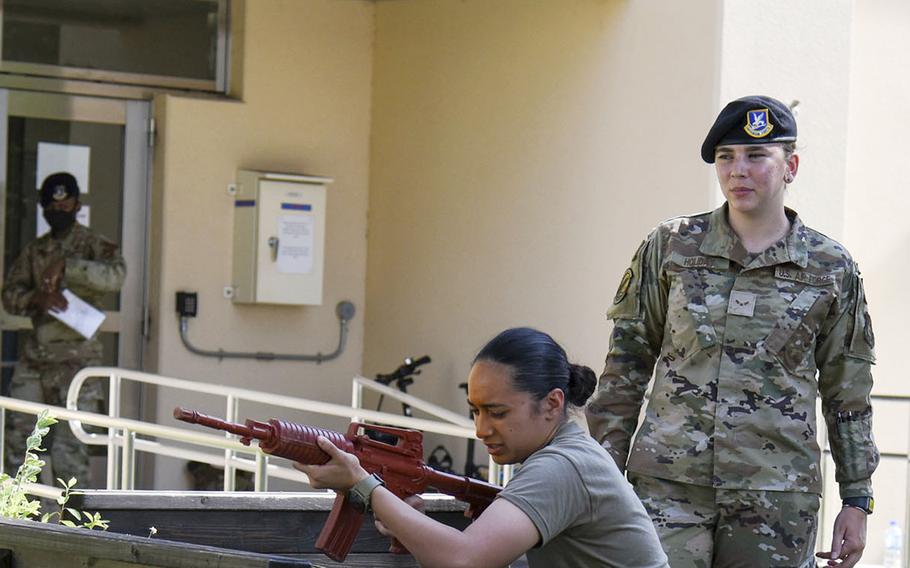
[716,0,853,240]
[365,0,904,560]
[843,0,910,558]
[146,0,374,488]
[134,0,907,556]
[717,0,909,559]
[365,0,720,463]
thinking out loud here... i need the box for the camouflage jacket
[1,223,126,363]
[586,206,878,498]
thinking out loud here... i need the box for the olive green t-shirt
[498,421,668,568]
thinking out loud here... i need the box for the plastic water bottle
[883,520,903,568]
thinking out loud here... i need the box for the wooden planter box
[67,490,474,567]
[0,516,310,568]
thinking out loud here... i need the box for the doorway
[0,89,150,485]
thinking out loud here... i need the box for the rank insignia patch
[727,290,757,317]
[744,108,774,138]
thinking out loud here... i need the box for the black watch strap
[842,496,874,515]
[348,473,385,513]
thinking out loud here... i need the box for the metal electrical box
[231,170,332,305]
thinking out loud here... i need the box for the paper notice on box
[49,289,106,339]
[276,215,314,274]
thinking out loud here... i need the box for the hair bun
[566,364,596,406]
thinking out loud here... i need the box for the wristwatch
[348,473,385,513]
[842,496,874,515]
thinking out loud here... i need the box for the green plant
[0,409,109,530]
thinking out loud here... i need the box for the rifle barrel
[173,407,269,440]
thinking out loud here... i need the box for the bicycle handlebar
[375,355,432,386]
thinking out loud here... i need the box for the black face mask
[43,208,77,234]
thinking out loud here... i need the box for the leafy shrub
[0,409,109,529]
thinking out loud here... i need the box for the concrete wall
[365,0,720,463]
[365,0,906,559]
[716,0,853,241]
[717,0,909,559]
[146,0,374,489]
[842,0,910,559]
[700,0,910,558]
[137,2,910,558]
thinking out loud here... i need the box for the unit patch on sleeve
[614,268,634,305]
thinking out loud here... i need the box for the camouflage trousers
[4,358,103,482]
[629,473,820,568]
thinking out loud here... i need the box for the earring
[784,174,794,183]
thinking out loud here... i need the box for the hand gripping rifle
[173,407,500,562]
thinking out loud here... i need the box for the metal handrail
[52,367,482,492]
[0,394,295,494]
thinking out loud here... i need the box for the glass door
[0,89,150,433]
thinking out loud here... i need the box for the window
[0,0,229,93]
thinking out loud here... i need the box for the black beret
[701,95,797,163]
[39,172,80,207]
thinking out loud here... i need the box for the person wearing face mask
[1,171,126,482]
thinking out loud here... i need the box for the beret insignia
[52,185,69,201]
[744,108,773,138]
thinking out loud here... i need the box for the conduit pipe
[179,300,355,363]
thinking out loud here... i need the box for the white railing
[0,395,272,492]
[0,366,494,494]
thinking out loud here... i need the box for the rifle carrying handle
[315,493,365,562]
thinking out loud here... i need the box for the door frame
[0,88,151,371]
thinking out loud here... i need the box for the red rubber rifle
[173,407,500,562]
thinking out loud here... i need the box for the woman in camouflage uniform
[586,96,877,568]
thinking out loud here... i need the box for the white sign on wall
[35,142,91,194]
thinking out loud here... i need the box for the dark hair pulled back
[474,327,596,408]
